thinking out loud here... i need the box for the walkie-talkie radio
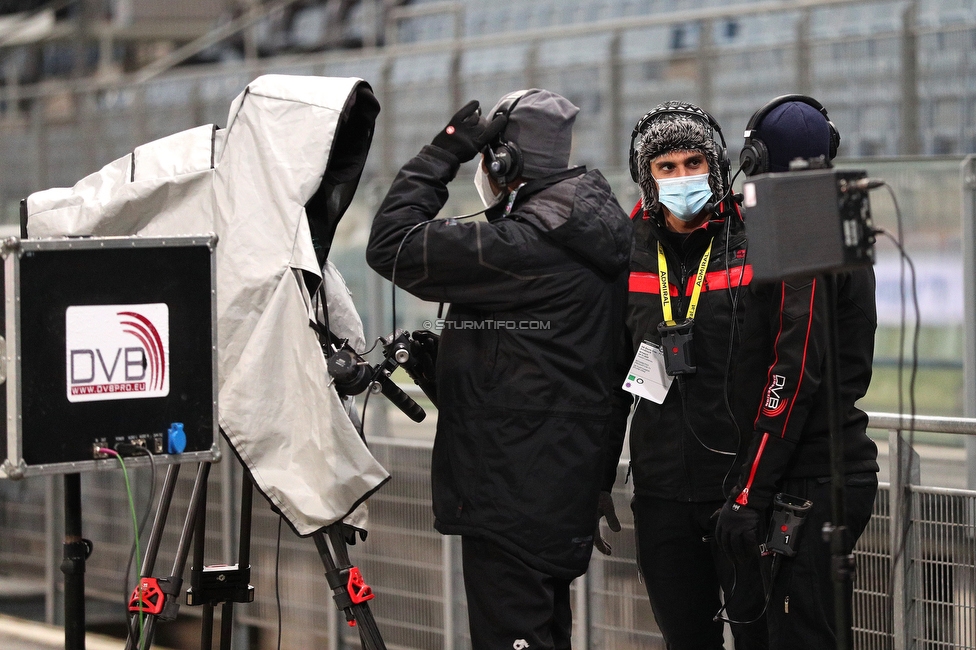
[762,492,813,557]
[657,318,696,375]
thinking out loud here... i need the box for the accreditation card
[622,340,673,404]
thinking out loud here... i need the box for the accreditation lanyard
[657,238,713,322]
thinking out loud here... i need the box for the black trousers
[461,536,573,650]
[764,473,878,649]
[633,496,768,650]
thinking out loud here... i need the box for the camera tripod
[117,321,439,649]
[124,456,387,650]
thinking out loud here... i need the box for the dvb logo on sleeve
[65,304,170,403]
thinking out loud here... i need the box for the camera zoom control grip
[375,373,426,423]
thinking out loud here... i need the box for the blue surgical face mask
[655,173,713,222]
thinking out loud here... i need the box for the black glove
[715,499,764,563]
[431,100,508,163]
[594,491,621,556]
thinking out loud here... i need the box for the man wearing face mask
[366,89,632,649]
[603,102,767,649]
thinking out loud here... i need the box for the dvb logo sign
[65,304,170,403]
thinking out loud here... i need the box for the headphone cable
[389,203,496,334]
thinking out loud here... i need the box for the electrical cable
[714,166,742,215]
[667,180,742,459]
[713,554,780,625]
[361,199,496,431]
[880,184,920,458]
[389,203,493,335]
[312,264,383,436]
[875,202,920,592]
[676,376,736,456]
[312,279,335,357]
[843,179,919,609]
[98,447,145,649]
[358,357,393,438]
[311,270,380,361]
[720,198,748,494]
[116,444,157,634]
[276,516,283,650]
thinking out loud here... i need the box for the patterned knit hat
[634,102,724,216]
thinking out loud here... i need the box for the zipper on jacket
[736,432,771,506]
[672,260,689,316]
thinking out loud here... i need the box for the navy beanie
[755,102,832,172]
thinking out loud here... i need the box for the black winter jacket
[730,269,880,510]
[366,145,632,579]
[609,202,754,502]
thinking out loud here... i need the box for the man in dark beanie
[716,96,879,649]
[603,101,768,649]
[366,89,632,649]
[745,99,837,173]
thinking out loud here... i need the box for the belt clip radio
[657,318,696,376]
[762,493,813,557]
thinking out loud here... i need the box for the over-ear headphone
[485,89,537,186]
[628,101,731,191]
[739,94,841,177]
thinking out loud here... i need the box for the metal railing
[0,410,974,648]
[864,412,976,650]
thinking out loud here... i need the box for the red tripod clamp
[347,567,374,604]
[128,577,165,615]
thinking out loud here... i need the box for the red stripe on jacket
[629,265,752,295]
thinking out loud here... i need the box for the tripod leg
[139,464,182,579]
[127,462,212,650]
[312,525,387,650]
[219,601,234,650]
[126,464,183,650]
[191,471,213,650]
[211,475,252,650]
[62,473,86,650]
[200,606,214,650]
[350,604,385,650]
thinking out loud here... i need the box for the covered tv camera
[25,75,390,535]
[742,159,876,282]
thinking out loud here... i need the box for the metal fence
[0,412,974,649]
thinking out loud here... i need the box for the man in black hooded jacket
[366,89,632,650]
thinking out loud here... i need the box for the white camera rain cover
[26,75,390,535]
